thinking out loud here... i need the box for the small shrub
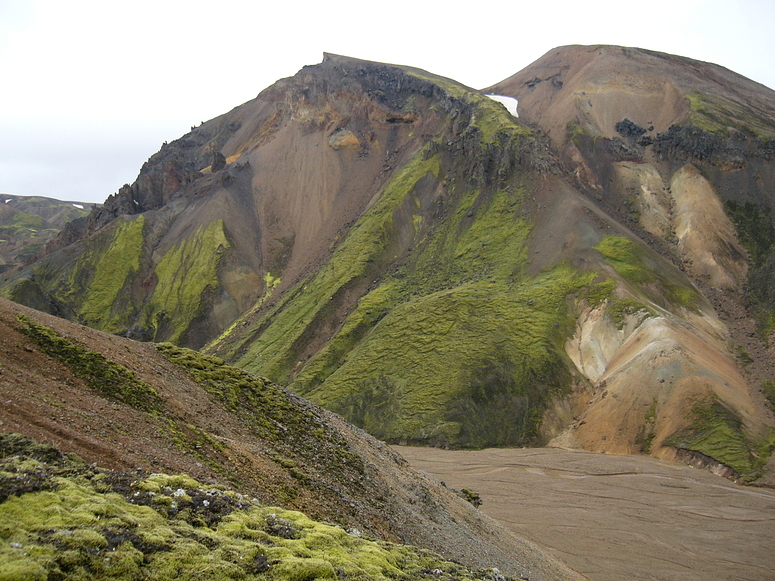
[458,488,482,508]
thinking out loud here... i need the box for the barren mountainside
[0,298,584,580]
[2,46,775,485]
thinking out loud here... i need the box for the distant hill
[0,194,93,271]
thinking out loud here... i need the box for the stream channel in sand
[394,446,775,581]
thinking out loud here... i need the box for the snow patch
[3,199,11,204]
[486,94,519,117]
[71,203,83,209]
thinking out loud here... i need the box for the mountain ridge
[2,46,774,484]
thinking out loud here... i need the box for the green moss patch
[762,380,775,412]
[686,91,775,138]
[0,210,47,237]
[157,343,292,441]
[156,343,365,478]
[9,211,46,230]
[145,219,230,344]
[724,200,775,270]
[724,200,775,337]
[666,398,773,481]
[606,297,656,328]
[16,314,164,413]
[275,178,602,448]
[406,71,532,143]
[0,434,511,581]
[566,120,587,144]
[585,278,616,308]
[595,235,699,310]
[595,236,654,284]
[79,216,146,332]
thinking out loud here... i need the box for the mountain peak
[3,47,775,486]
[486,44,775,146]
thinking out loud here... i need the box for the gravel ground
[395,446,775,581]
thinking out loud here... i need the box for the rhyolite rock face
[4,47,775,483]
[485,45,775,483]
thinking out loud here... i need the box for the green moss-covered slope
[213,75,597,448]
[301,268,592,448]
[594,235,700,310]
[142,219,231,344]
[666,398,775,481]
[2,215,146,330]
[79,215,146,332]
[2,217,233,347]
[0,434,511,581]
[723,200,775,336]
[686,90,775,139]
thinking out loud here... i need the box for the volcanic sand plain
[396,446,775,581]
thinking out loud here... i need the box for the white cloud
[1,0,773,203]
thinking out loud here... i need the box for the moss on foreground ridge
[13,313,372,510]
[155,342,366,479]
[16,313,164,413]
[0,434,513,581]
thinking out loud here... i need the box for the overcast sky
[1,0,773,204]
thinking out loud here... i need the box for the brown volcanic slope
[486,44,775,147]
[485,45,775,475]
[0,298,586,581]
[3,54,452,348]
[486,45,775,297]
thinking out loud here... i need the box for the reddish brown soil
[0,298,588,581]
